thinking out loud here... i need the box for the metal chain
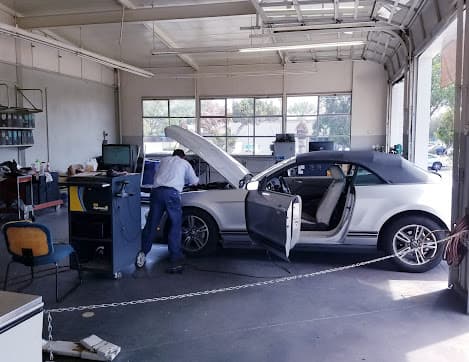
[46,312,54,362]
[46,230,469,315]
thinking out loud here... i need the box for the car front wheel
[181,208,219,256]
[383,216,446,272]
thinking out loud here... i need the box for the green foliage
[435,108,454,147]
[430,55,455,146]
[143,100,195,138]
[431,55,455,116]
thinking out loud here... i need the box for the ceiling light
[239,41,365,53]
[0,22,154,78]
[343,31,354,35]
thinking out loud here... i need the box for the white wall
[390,80,405,148]
[351,61,388,150]
[120,60,387,150]
[0,31,117,172]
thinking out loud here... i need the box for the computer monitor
[140,158,160,188]
[102,144,134,170]
[309,140,334,152]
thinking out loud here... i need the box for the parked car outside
[157,126,451,273]
[428,144,447,155]
[427,153,448,171]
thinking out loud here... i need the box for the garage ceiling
[0,0,449,78]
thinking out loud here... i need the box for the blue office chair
[2,221,82,302]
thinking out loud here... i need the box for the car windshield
[251,157,296,182]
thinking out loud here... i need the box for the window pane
[319,95,351,114]
[143,118,169,137]
[200,118,226,136]
[143,100,168,117]
[227,118,254,137]
[286,116,315,136]
[287,116,316,154]
[255,137,275,155]
[355,167,384,185]
[287,96,318,116]
[143,139,177,154]
[227,137,254,155]
[204,136,227,151]
[170,99,195,117]
[255,117,282,136]
[201,99,225,116]
[328,136,351,150]
[169,118,196,132]
[317,115,351,137]
[255,98,282,116]
[227,98,254,117]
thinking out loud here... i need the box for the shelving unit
[0,84,43,148]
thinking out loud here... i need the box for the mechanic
[141,149,199,273]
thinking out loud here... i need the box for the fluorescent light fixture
[239,41,365,53]
[0,22,154,78]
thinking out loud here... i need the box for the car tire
[432,162,442,171]
[383,215,446,273]
[181,208,219,256]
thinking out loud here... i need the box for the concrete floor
[1,208,469,362]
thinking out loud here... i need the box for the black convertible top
[296,151,435,184]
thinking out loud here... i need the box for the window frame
[199,95,283,155]
[286,93,352,151]
[142,97,196,141]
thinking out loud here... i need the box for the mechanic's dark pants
[141,186,184,262]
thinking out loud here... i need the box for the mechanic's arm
[185,162,199,186]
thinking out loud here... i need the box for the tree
[316,95,352,148]
[435,108,454,148]
[431,55,455,117]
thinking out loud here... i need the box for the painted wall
[351,61,388,150]
[21,69,117,171]
[0,33,117,172]
[120,60,387,151]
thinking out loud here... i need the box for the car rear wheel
[181,208,219,256]
[383,216,446,272]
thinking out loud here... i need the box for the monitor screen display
[102,144,132,167]
[309,141,334,152]
[141,158,160,187]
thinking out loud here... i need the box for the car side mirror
[239,173,253,188]
[246,181,259,191]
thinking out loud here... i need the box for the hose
[443,215,469,266]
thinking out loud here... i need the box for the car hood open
[164,125,250,188]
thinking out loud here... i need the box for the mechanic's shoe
[165,263,184,274]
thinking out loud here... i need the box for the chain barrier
[46,312,54,362]
[45,230,469,315]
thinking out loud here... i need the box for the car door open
[245,189,302,261]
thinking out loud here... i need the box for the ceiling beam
[16,1,256,29]
[250,0,287,64]
[292,0,304,23]
[269,20,400,33]
[116,0,199,71]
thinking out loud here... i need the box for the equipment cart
[66,173,143,279]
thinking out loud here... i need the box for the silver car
[159,126,451,273]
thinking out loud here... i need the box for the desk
[0,173,63,219]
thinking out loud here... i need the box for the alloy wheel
[182,215,210,252]
[392,224,438,266]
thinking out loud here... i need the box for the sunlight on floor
[388,279,448,300]
[406,332,469,362]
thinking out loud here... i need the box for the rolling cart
[66,173,143,279]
